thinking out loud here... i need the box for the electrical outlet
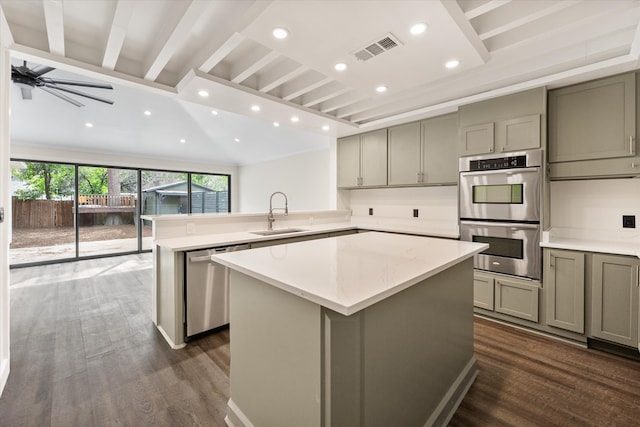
[623,215,636,228]
[368,208,373,216]
[186,223,195,234]
[413,209,419,218]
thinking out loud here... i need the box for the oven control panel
[469,155,526,171]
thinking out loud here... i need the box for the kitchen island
[213,231,487,427]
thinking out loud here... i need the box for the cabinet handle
[630,136,635,155]
[636,265,639,287]
[489,146,494,153]
[550,254,554,268]
[501,147,505,152]
[417,172,422,183]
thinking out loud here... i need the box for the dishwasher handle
[189,247,231,263]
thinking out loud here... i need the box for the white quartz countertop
[541,228,640,258]
[212,232,487,316]
[154,220,459,252]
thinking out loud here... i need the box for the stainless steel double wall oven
[459,150,543,280]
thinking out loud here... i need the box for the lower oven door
[460,220,541,280]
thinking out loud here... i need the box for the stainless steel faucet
[267,191,288,230]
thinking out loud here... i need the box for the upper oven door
[459,167,541,222]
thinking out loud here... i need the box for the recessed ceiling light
[198,90,209,97]
[251,105,260,112]
[322,125,330,131]
[272,27,288,39]
[234,138,240,142]
[334,63,347,71]
[273,122,280,127]
[144,110,151,116]
[445,59,460,69]
[376,85,387,93]
[410,23,427,35]
[85,122,93,128]
[291,116,299,123]
[179,138,186,144]
[211,110,218,116]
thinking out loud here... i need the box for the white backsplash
[349,186,459,235]
[550,179,640,233]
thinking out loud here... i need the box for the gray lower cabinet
[494,276,539,322]
[590,253,639,347]
[473,272,494,310]
[549,73,635,163]
[544,249,585,334]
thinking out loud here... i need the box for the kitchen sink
[250,228,307,236]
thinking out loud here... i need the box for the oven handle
[459,167,540,176]
[460,220,540,230]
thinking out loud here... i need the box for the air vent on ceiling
[351,33,402,62]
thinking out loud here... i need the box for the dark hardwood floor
[1,254,639,426]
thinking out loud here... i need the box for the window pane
[78,167,139,257]
[141,170,188,250]
[191,173,230,213]
[10,161,76,265]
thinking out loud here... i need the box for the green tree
[12,162,74,200]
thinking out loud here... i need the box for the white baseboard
[0,357,9,398]
[156,325,186,350]
[226,398,255,427]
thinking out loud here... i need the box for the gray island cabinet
[213,232,487,427]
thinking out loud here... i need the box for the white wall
[550,179,640,231]
[237,149,333,213]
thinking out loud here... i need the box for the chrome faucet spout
[267,191,288,230]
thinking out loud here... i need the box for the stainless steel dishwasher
[185,244,250,340]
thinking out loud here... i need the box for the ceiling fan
[11,61,114,107]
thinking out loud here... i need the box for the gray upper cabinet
[337,129,387,188]
[387,122,421,186]
[590,253,639,348]
[549,73,636,163]
[459,115,540,157]
[544,249,585,334]
[459,122,494,156]
[422,113,458,184]
[383,113,458,187]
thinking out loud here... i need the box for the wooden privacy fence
[12,198,74,228]
[78,194,136,206]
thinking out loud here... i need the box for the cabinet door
[591,254,639,347]
[544,249,585,333]
[496,114,540,153]
[337,135,361,188]
[387,122,421,185]
[473,272,494,310]
[495,277,539,322]
[422,113,458,184]
[360,129,388,187]
[549,73,636,163]
[459,122,494,156]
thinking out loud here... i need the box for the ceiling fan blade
[44,83,114,105]
[40,86,84,107]
[41,77,113,90]
[29,65,55,77]
[20,87,33,100]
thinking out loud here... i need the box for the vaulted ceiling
[2,0,640,165]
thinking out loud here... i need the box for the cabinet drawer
[495,278,539,322]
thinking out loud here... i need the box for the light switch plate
[0,207,4,223]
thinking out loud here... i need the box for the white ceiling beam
[259,62,308,93]
[281,73,332,101]
[199,32,245,74]
[0,5,14,47]
[628,14,640,58]
[231,50,280,84]
[43,0,64,56]
[301,82,350,108]
[478,0,580,41]
[144,0,211,81]
[464,0,511,20]
[335,100,373,120]
[102,0,134,70]
[439,0,490,62]
[320,92,364,114]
